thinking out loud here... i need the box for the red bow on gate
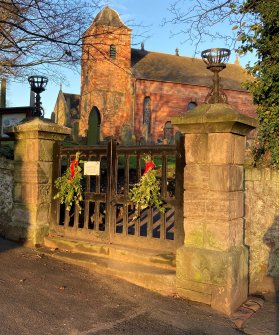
[70,158,78,180]
[143,161,155,175]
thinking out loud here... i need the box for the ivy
[238,0,279,168]
[53,152,83,212]
[129,156,165,215]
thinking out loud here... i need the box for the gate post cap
[171,103,257,136]
[4,117,71,140]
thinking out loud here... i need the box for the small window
[143,97,151,124]
[143,96,151,138]
[163,121,174,144]
[187,101,197,111]
[110,45,116,59]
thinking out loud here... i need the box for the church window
[143,96,151,138]
[163,121,174,144]
[187,101,197,111]
[143,96,151,125]
[110,45,116,59]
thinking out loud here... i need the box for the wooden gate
[51,136,185,252]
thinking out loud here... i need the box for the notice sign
[84,161,100,176]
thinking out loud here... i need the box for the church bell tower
[79,7,133,143]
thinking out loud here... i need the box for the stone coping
[172,103,257,135]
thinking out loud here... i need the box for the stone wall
[172,103,256,315]
[0,156,14,230]
[245,168,279,294]
[3,118,70,245]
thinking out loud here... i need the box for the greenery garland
[129,155,165,215]
[53,152,83,212]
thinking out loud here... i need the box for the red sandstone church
[53,7,256,144]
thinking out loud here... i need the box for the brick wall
[134,80,256,142]
[79,25,133,140]
[79,30,256,144]
[245,168,279,294]
[0,157,14,230]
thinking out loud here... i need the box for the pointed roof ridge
[92,6,129,29]
[131,48,252,91]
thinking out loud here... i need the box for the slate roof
[131,49,251,91]
[92,6,129,29]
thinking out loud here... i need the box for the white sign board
[84,161,100,176]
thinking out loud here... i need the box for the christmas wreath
[129,155,165,215]
[53,152,83,212]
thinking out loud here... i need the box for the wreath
[53,152,83,212]
[129,155,165,215]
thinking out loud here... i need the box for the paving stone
[231,306,255,329]
[230,296,265,329]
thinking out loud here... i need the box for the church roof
[92,6,129,29]
[131,49,251,91]
[62,92,80,118]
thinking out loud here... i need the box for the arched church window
[187,101,197,111]
[110,45,116,59]
[143,96,151,140]
[163,121,174,144]
[143,97,151,124]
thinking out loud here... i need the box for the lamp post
[201,48,231,104]
[28,75,48,117]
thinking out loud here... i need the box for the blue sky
[6,0,255,118]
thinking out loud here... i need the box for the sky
[6,0,255,119]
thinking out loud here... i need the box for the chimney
[1,79,6,108]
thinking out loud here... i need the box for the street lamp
[201,48,231,104]
[28,75,48,117]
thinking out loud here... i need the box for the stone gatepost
[172,103,257,315]
[5,118,70,245]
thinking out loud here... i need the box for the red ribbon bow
[143,161,155,175]
[70,158,78,180]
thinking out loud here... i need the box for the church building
[53,7,256,144]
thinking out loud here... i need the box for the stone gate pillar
[172,104,257,315]
[5,118,70,245]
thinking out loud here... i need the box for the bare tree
[0,1,147,79]
[0,0,101,78]
[164,0,256,54]
[165,0,279,168]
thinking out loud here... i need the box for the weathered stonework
[172,103,256,315]
[245,168,279,294]
[0,157,14,233]
[3,117,70,245]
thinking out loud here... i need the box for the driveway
[0,238,242,335]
